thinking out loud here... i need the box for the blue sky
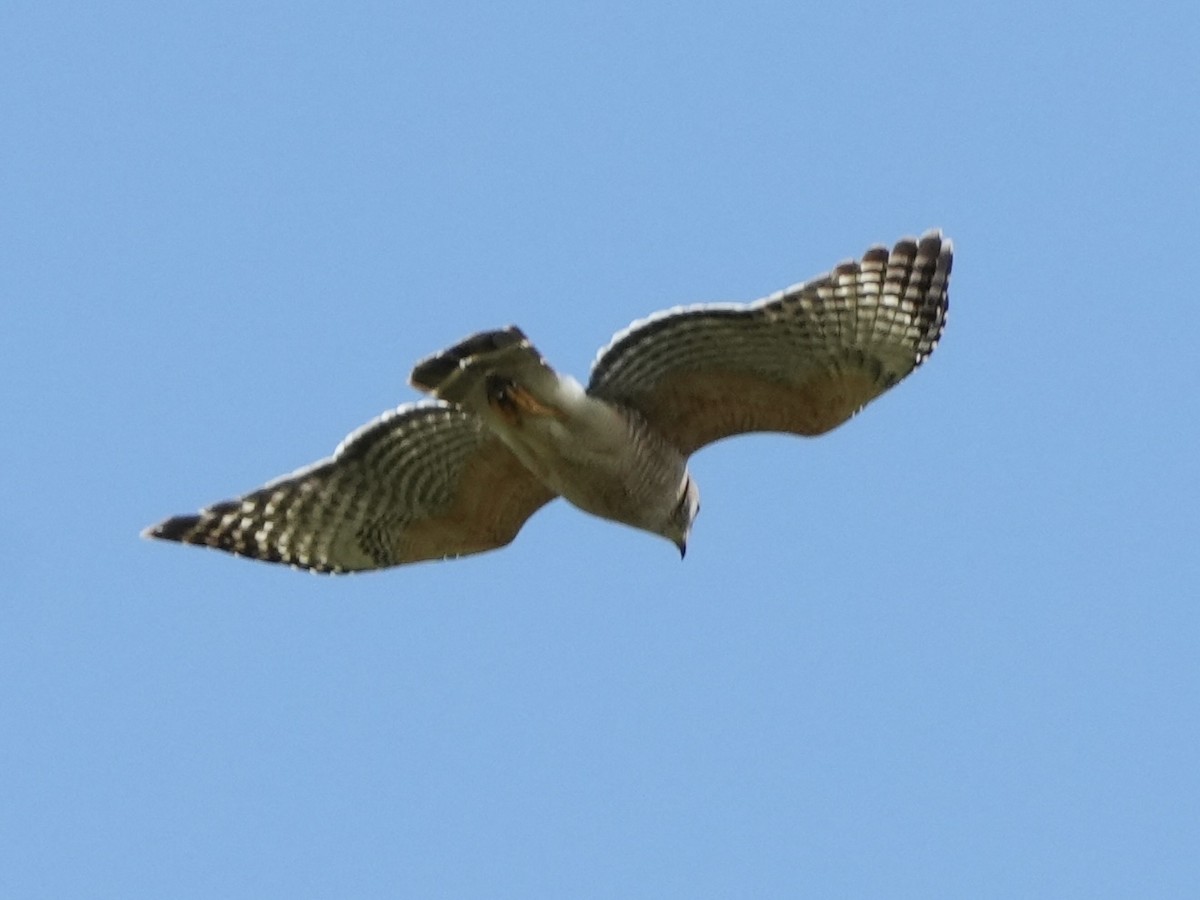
[3,1,1198,896]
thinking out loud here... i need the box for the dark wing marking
[587,231,950,454]
[143,402,556,573]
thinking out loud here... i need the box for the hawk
[145,230,951,572]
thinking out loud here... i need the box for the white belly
[486,387,684,532]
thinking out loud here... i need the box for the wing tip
[142,510,352,574]
[817,229,953,288]
[880,228,950,257]
[917,227,952,258]
[142,514,200,543]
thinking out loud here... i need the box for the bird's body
[145,230,951,572]
[410,327,695,549]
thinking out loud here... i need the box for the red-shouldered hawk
[145,231,951,572]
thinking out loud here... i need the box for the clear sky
[3,1,1198,896]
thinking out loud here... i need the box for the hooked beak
[675,538,687,560]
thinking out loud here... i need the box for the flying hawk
[145,230,951,572]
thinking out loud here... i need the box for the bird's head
[662,473,700,559]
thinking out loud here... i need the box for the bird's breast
[487,394,684,531]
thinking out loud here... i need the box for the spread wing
[143,403,556,573]
[587,231,951,455]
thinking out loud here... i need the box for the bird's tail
[410,326,562,414]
